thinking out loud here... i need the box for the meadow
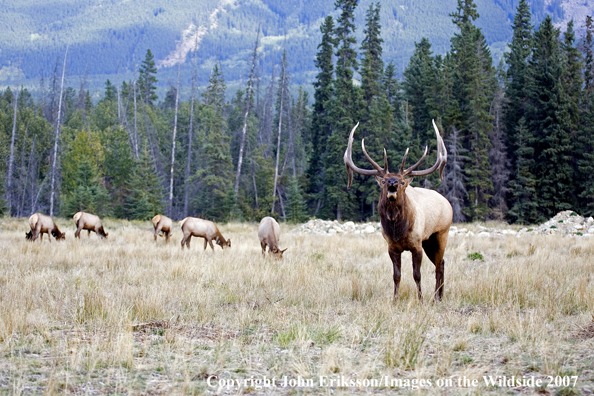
[0,217,593,395]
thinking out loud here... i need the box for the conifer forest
[2,0,594,225]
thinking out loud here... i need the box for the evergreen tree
[195,64,233,221]
[360,2,384,105]
[322,0,361,220]
[526,16,573,217]
[61,156,111,218]
[439,126,467,222]
[449,0,495,220]
[124,146,164,220]
[101,126,135,218]
[504,0,533,205]
[577,16,594,215]
[305,16,336,214]
[507,118,539,223]
[285,176,308,223]
[138,49,158,106]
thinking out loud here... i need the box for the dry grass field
[1,217,594,395]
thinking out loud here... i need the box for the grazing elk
[258,217,287,258]
[344,120,452,301]
[152,214,173,243]
[179,217,231,251]
[73,212,108,239]
[26,213,66,242]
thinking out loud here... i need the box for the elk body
[152,214,173,243]
[258,217,287,258]
[344,120,452,301]
[179,217,231,251]
[73,212,108,239]
[26,213,65,242]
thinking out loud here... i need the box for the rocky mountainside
[0,0,572,97]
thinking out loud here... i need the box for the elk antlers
[344,119,447,188]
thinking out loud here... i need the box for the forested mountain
[0,0,573,97]
[1,0,594,225]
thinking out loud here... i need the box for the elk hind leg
[422,232,447,301]
[260,241,267,256]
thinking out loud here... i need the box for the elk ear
[375,175,383,186]
[281,248,288,253]
[405,178,413,187]
[227,239,231,247]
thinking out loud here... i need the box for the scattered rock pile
[293,211,594,238]
[534,210,594,236]
[292,219,382,235]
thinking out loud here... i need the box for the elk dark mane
[344,120,452,301]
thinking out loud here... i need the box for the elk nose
[388,184,397,193]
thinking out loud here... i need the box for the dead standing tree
[168,65,181,217]
[49,47,68,217]
[184,36,199,217]
[233,26,260,199]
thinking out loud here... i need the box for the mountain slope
[0,0,573,98]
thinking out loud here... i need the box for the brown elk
[258,217,287,258]
[73,212,108,239]
[344,120,452,301]
[152,214,173,243]
[26,213,66,242]
[179,217,231,251]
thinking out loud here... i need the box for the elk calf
[26,213,65,242]
[179,217,231,251]
[258,217,287,258]
[344,120,452,301]
[73,212,108,239]
[152,214,173,243]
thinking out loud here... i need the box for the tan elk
[258,217,287,258]
[152,214,173,243]
[73,212,108,239]
[179,217,231,251]
[344,120,452,301]
[26,213,66,242]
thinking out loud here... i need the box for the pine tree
[305,16,336,214]
[504,0,533,205]
[61,156,111,218]
[285,176,308,223]
[449,0,495,220]
[195,64,233,221]
[526,16,573,217]
[507,118,539,223]
[322,0,361,220]
[577,16,594,215]
[138,49,158,106]
[124,146,164,220]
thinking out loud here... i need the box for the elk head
[344,119,447,197]
[216,236,231,249]
[270,246,288,259]
[52,230,66,240]
[25,231,33,240]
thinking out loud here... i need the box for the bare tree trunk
[6,86,19,216]
[277,186,286,219]
[248,139,259,208]
[184,38,199,217]
[271,57,286,213]
[233,26,260,198]
[168,66,181,217]
[49,46,68,217]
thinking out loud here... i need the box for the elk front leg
[388,248,402,299]
[165,231,170,243]
[412,248,423,301]
[208,239,215,251]
[154,224,161,241]
[203,238,208,250]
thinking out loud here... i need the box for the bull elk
[258,217,287,258]
[73,212,108,239]
[179,217,231,251]
[344,120,452,301]
[26,213,66,242]
[152,214,173,243]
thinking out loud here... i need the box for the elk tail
[178,218,188,228]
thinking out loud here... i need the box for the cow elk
[26,213,66,242]
[152,214,173,243]
[179,217,231,251]
[258,217,287,258]
[73,212,109,239]
[344,120,452,301]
